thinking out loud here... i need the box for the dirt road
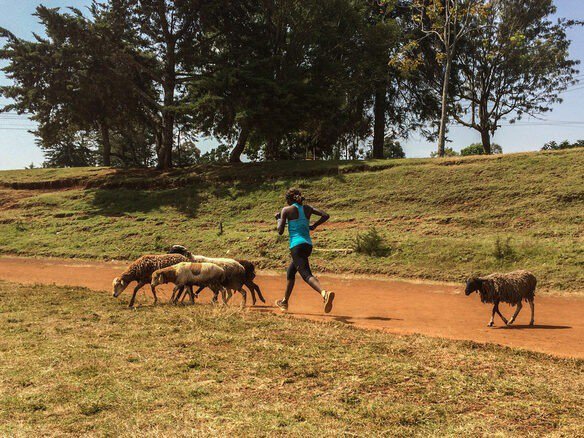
[1,256,582,359]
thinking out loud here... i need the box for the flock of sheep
[112,245,538,326]
[112,245,264,308]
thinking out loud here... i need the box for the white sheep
[151,262,227,304]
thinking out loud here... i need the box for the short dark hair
[285,188,303,205]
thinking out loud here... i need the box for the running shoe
[323,291,335,313]
[275,299,288,312]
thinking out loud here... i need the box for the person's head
[285,188,304,205]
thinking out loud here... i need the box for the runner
[275,188,335,313]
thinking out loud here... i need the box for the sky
[1,0,583,170]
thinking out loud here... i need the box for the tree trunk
[265,137,280,161]
[372,84,386,159]
[100,122,111,167]
[480,128,492,155]
[229,125,250,163]
[157,38,176,170]
[437,52,453,158]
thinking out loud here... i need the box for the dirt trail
[1,256,582,359]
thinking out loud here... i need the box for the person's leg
[276,261,296,311]
[295,244,335,313]
[295,245,324,296]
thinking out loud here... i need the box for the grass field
[0,281,582,436]
[0,149,582,292]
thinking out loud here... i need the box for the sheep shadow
[495,324,571,330]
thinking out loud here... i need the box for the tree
[124,0,206,169]
[412,0,485,157]
[460,142,502,156]
[542,139,584,151]
[430,146,458,157]
[452,0,579,154]
[0,4,154,167]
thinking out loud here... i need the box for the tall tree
[125,0,205,169]
[0,4,153,167]
[452,0,579,154]
[413,0,484,157]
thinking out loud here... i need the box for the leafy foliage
[354,227,391,256]
[542,139,584,151]
[493,236,516,262]
[460,143,502,156]
[452,0,579,153]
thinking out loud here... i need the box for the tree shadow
[495,324,571,330]
[88,186,203,218]
[85,161,355,220]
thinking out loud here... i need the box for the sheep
[112,254,188,307]
[168,245,265,305]
[465,270,536,327]
[151,262,227,304]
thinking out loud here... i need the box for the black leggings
[287,243,314,282]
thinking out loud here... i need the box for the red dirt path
[1,256,582,359]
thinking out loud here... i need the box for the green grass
[0,282,582,436]
[0,149,583,292]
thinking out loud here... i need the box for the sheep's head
[151,270,167,288]
[465,278,482,296]
[168,245,192,260]
[112,277,128,297]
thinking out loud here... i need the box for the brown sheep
[465,270,536,326]
[112,254,187,307]
[168,245,265,305]
[151,262,226,304]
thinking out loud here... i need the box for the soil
[1,255,582,359]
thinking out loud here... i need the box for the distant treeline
[0,0,578,168]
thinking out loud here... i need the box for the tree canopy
[0,0,579,167]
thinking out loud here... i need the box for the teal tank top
[288,203,312,249]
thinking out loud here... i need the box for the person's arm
[275,207,288,235]
[306,205,329,230]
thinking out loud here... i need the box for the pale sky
[1,0,583,169]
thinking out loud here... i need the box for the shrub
[460,143,503,156]
[354,227,390,256]
[541,140,584,151]
[493,236,516,262]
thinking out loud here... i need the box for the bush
[460,143,503,156]
[354,227,390,256]
[430,147,459,158]
[493,236,516,262]
[541,140,584,151]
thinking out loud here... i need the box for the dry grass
[0,281,582,436]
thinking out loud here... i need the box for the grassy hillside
[1,282,582,436]
[0,149,582,292]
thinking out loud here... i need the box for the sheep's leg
[150,284,158,305]
[220,288,229,305]
[129,281,146,308]
[507,302,522,325]
[172,285,184,304]
[245,282,256,306]
[193,286,205,299]
[253,282,266,303]
[179,285,194,304]
[528,299,535,326]
[238,288,247,308]
[494,301,508,325]
[488,302,497,327]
